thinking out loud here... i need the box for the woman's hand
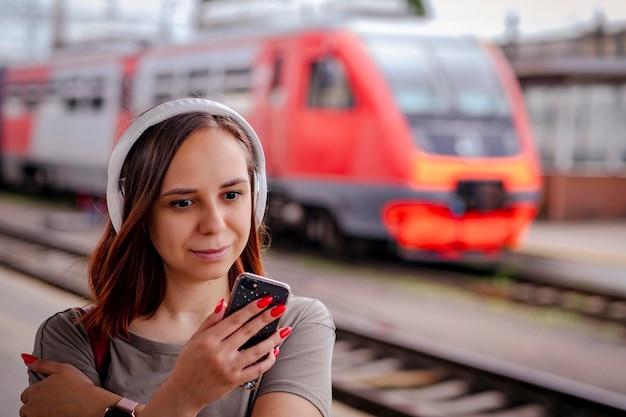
[141,297,291,417]
[19,356,121,417]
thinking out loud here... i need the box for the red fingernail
[270,304,286,317]
[273,346,280,358]
[257,296,273,309]
[21,353,36,365]
[279,327,292,339]
[214,298,225,313]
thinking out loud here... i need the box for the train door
[290,39,359,177]
[285,36,366,254]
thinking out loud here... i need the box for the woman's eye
[171,199,193,209]
[224,191,242,201]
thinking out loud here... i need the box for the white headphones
[106,98,267,233]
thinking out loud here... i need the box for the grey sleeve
[29,309,102,386]
[256,297,335,417]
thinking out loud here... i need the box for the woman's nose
[197,204,226,234]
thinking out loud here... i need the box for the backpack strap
[74,307,111,382]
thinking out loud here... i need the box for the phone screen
[225,273,291,350]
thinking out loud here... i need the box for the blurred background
[1,1,626,416]
[2,0,626,221]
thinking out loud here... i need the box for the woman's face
[147,127,252,284]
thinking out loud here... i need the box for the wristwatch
[104,397,139,417]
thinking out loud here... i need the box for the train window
[188,69,210,98]
[365,35,508,116]
[24,84,41,109]
[5,81,52,110]
[366,38,443,114]
[430,39,509,116]
[307,57,354,109]
[53,77,106,112]
[59,78,79,111]
[222,67,253,113]
[224,68,251,93]
[8,84,20,99]
[154,73,174,104]
[90,77,105,110]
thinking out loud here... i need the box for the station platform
[519,220,625,268]
[505,220,626,297]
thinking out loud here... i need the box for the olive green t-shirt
[29,296,335,417]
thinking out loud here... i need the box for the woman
[19,98,335,417]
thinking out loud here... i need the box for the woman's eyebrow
[161,188,197,197]
[160,178,249,197]
[221,178,249,188]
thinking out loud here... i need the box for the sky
[2,0,626,62]
[44,0,626,39]
[428,0,626,38]
[80,0,626,42]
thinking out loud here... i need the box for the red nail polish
[279,327,292,339]
[257,296,273,309]
[270,304,286,317]
[214,298,225,314]
[273,346,280,358]
[21,353,36,365]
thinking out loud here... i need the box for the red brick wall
[540,174,626,220]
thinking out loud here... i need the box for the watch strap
[106,397,139,416]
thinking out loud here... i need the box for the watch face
[104,406,133,417]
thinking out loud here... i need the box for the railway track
[418,261,626,333]
[0,215,91,296]
[332,312,626,417]
[273,235,626,333]
[283,234,626,336]
[2,213,626,416]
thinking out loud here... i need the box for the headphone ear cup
[254,171,267,227]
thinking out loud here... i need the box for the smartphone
[224,272,291,389]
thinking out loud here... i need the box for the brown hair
[82,112,267,338]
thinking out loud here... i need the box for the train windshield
[363,34,518,157]
[365,35,509,116]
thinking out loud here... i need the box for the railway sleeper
[388,380,471,402]
[607,301,626,320]
[333,357,402,382]
[460,403,545,417]
[511,282,626,326]
[414,390,508,416]
[332,347,378,370]
[359,369,448,390]
[333,382,513,417]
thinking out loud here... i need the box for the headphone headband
[106,98,267,232]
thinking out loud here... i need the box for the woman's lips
[191,246,230,261]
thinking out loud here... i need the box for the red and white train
[0,16,542,260]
